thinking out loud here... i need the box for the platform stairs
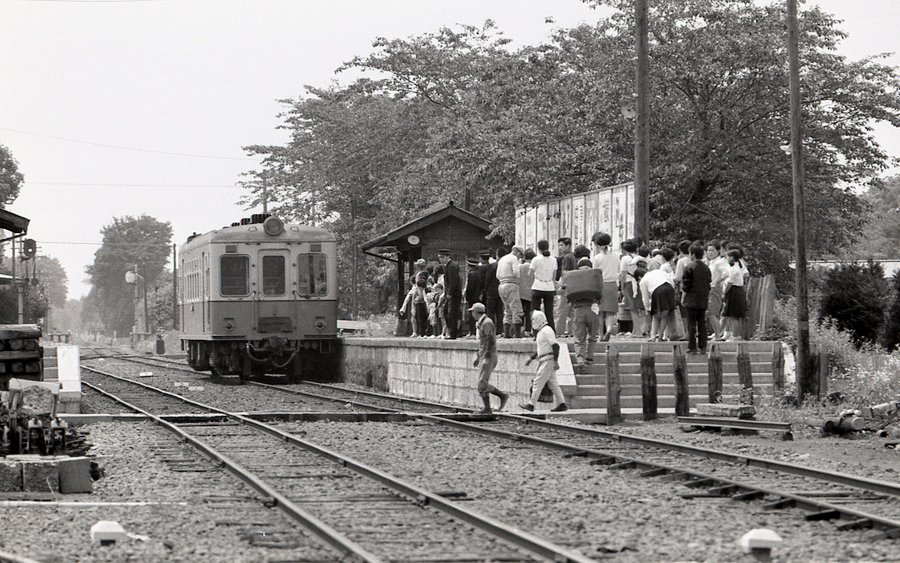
[568,341,780,411]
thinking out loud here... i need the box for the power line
[35,240,174,247]
[27,181,241,188]
[0,126,256,161]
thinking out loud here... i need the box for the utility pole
[142,263,150,334]
[787,0,812,400]
[12,237,23,324]
[634,0,651,243]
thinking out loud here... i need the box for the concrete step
[572,361,773,375]
[571,395,711,409]
[590,341,777,353]
[575,373,767,386]
[574,351,774,363]
[575,383,775,398]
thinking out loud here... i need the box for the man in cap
[463,256,483,337]
[496,245,525,338]
[437,249,461,339]
[469,302,509,414]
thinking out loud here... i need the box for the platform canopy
[0,209,29,235]
[361,200,497,309]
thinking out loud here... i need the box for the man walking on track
[438,249,461,339]
[519,310,567,412]
[470,302,509,414]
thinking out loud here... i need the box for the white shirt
[639,269,674,311]
[674,255,691,283]
[535,324,558,357]
[709,256,730,289]
[592,250,620,283]
[726,262,745,287]
[496,253,520,284]
[530,254,557,292]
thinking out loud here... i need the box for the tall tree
[84,215,172,335]
[853,175,900,259]
[0,143,24,207]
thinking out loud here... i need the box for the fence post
[707,343,723,403]
[606,345,621,425]
[737,342,754,405]
[673,344,689,416]
[817,345,829,398]
[640,343,657,421]
[772,343,784,392]
[808,343,821,400]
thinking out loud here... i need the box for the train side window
[262,255,286,296]
[297,253,327,296]
[220,255,249,296]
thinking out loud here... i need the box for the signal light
[21,239,37,260]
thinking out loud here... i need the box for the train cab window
[262,255,286,296]
[297,253,328,296]
[220,255,249,296]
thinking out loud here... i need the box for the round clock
[407,235,420,246]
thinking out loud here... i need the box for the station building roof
[0,209,29,234]
[360,200,492,253]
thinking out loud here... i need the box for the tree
[883,270,900,352]
[854,175,900,259]
[245,1,899,313]
[84,215,172,335]
[33,256,68,308]
[0,143,24,207]
[818,261,891,347]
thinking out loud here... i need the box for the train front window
[262,255,286,296]
[297,253,328,296]
[220,255,249,296]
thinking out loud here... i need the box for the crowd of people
[399,236,751,353]
[397,236,752,414]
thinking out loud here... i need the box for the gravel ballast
[0,421,336,562]
[282,419,900,562]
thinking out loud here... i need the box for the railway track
[80,363,594,562]
[90,353,900,536]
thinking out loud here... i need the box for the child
[565,250,601,366]
[428,284,444,337]
[722,249,748,340]
[637,265,676,341]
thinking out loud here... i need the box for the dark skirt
[622,281,638,311]
[723,285,747,318]
[650,283,676,315]
[598,281,619,313]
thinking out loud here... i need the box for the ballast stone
[91,521,127,545]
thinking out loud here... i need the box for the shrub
[883,270,900,352]
[818,261,891,347]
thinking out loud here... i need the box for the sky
[0,0,897,300]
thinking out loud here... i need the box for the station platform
[340,336,783,424]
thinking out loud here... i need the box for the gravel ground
[0,421,336,562]
[282,419,900,562]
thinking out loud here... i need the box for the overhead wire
[0,126,256,161]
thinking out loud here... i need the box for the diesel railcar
[178,214,338,382]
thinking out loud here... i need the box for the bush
[818,261,891,347]
[883,270,900,352]
[771,296,900,405]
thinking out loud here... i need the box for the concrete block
[91,521,128,545]
[22,460,59,492]
[0,460,22,492]
[58,457,93,494]
[740,528,782,553]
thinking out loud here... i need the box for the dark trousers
[486,295,504,329]
[466,310,477,336]
[447,295,461,338]
[521,299,533,333]
[531,290,556,333]
[685,307,708,352]
[414,301,428,336]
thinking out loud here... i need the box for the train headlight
[263,216,284,236]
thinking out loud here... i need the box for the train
[177,214,339,382]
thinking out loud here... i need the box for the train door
[256,249,291,332]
